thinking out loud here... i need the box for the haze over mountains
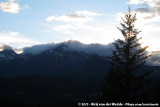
[22,40,114,56]
[0,40,160,78]
[0,40,160,66]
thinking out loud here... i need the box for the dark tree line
[101,7,160,103]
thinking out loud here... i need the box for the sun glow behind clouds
[128,0,160,52]
[46,10,122,45]
[43,0,160,52]
[116,5,160,52]
[46,9,160,52]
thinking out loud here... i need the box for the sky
[0,0,160,52]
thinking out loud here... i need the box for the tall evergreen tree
[101,7,152,102]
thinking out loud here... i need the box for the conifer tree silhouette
[101,7,152,102]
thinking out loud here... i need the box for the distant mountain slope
[0,49,19,61]
[23,40,114,56]
[0,44,109,78]
[0,40,160,78]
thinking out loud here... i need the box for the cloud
[0,31,40,48]
[75,10,101,16]
[135,7,153,13]
[65,14,86,18]
[124,0,160,30]
[0,44,13,50]
[23,43,57,55]
[128,0,160,19]
[128,0,152,4]
[147,51,160,66]
[23,40,114,56]
[46,10,102,23]
[0,0,20,13]
[46,10,120,45]
[46,15,93,23]
[0,0,29,14]
[54,24,77,35]
[47,9,160,52]
[54,23,120,45]
[53,24,100,34]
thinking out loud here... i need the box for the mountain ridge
[0,40,160,66]
[0,44,109,78]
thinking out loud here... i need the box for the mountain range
[0,42,109,77]
[0,40,160,106]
